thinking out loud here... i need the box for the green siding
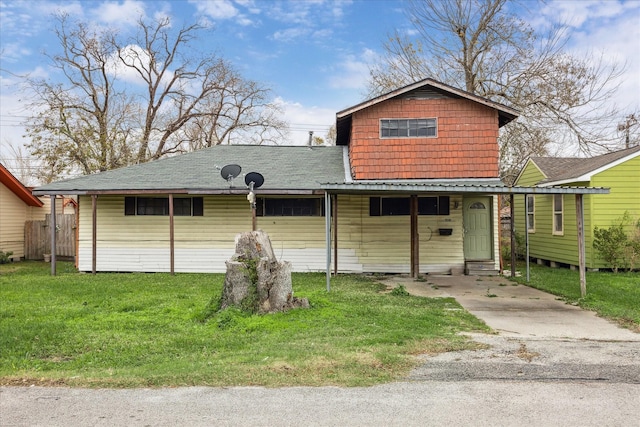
[514,154,640,268]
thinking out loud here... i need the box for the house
[0,163,44,260]
[514,145,640,269]
[33,78,527,275]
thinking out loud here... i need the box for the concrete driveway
[376,273,640,341]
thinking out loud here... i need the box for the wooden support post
[510,194,516,278]
[169,194,175,275]
[325,191,332,292]
[92,195,97,275]
[333,194,338,276]
[410,195,419,278]
[576,194,587,297]
[524,194,530,282]
[50,195,57,276]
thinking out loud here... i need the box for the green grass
[509,263,640,331]
[0,261,488,388]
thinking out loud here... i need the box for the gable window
[526,195,535,233]
[124,197,203,216]
[380,118,437,138]
[369,196,450,216]
[256,198,324,217]
[552,194,563,235]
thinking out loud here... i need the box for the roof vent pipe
[308,131,313,147]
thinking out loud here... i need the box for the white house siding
[78,194,474,274]
[78,195,361,273]
[335,194,466,274]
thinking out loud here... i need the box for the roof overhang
[32,188,325,196]
[0,164,44,207]
[321,182,610,195]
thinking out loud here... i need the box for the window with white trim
[380,118,437,138]
[526,195,535,232]
[552,194,563,235]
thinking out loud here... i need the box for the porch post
[410,195,419,278]
[524,194,530,282]
[50,195,57,276]
[325,191,332,291]
[510,194,516,278]
[575,194,587,297]
[92,195,97,275]
[333,194,338,276]
[169,194,175,275]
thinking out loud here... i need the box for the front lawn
[510,263,640,331]
[0,262,488,388]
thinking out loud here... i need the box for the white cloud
[189,0,238,19]
[272,27,311,42]
[273,97,335,145]
[327,48,377,91]
[530,1,640,116]
[90,0,147,26]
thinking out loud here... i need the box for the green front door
[463,197,492,260]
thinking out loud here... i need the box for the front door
[463,197,492,260]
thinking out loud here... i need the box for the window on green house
[526,195,535,232]
[552,194,563,235]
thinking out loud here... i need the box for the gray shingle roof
[531,145,640,184]
[34,145,347,194]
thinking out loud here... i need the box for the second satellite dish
[245,172,264,189]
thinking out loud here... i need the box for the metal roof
[321,182,609,195]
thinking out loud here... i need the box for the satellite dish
[245,172,264,189]
[220,164,242,180]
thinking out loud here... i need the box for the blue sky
[1,0,639,150]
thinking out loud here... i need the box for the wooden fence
[25,214,76,260]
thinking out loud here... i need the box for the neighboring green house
[514,145,640,269]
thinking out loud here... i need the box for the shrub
[593,212,639,273]
[0,250,14,264]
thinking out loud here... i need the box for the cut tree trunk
[219,231,309,314]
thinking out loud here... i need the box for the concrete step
[465,260,499,276]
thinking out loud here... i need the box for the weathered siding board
[78,193,471,273]
[349,97,500,180]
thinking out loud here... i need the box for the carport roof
[321,181,609,195]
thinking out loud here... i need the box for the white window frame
[380,118,437,138]
[552,194,563,235]
[526,195,535,233]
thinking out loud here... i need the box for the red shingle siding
[348,98,499,179]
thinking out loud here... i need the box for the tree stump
[219,231,309,314]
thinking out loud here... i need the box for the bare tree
[0,141,42,186]
[24,14,287,180]
[25,14,135,181]
[368,0,625,178]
